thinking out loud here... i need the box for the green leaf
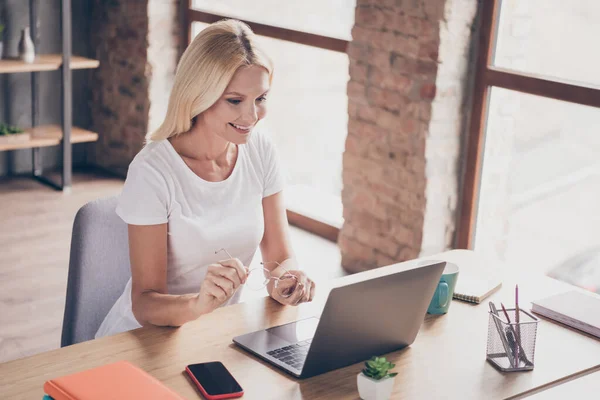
[388,372,398,378]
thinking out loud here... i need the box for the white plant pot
[357,373,395,400]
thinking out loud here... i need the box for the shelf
[0,125,99,151]
[0,54,100,74]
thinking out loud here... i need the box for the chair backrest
[61,195,131,347]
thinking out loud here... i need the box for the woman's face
[198,65,270,145]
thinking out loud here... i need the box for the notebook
[453,269,502,304]
[43,360,186,400]
[531,290,600,339]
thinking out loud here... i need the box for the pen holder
[486,308,539,372]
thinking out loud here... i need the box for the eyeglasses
[215,248,299,298]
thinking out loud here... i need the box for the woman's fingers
[217,258,247,285]
[209,263,242,288]
[204,280,228,303]
[301,279,313,303]
[207,272,235,298]
[287,280,305,305]
[309,281,316,301]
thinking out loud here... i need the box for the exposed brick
[348,119,385,140]
[392,14,422,36]
[339,233,375,261]
[374,251,399,267]
[343,152,387,183]
[366,47,393,71]
[354,229,400,258]
[366,86,407,112]
[357,0,397,8]
[389,35,420,58]
[397,246,420,262]
[385,203,426,231]
[401,0,427,18]
[357,105,379,124]
[349,60,369,84]
[348,187,379,213]
[391,222,417,248]
[347,81,368,104]
[419,18,440,41]
[420,83,437,100]
[90,0,181,171]
[345,209,392,235]
[418,41,439,61]
[406,101,432,121]
[341,254,378,273]
[369,67,412,93]
[367,180,402,204]
[422,0,446,21]
[341,0,475,273]
[355,6,387,29]
[347,100,359,119]
[347,41,368,61]
[372,107,400,131]
[416,59,438,75]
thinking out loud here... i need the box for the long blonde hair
[146,19,274,142]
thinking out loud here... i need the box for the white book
[531,290,600,339]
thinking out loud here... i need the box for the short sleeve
[259,131,286,198]
[115,160,170,225]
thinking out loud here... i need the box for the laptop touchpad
[266,317,319,343]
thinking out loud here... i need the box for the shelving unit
[0,0,100,191]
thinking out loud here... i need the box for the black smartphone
[185,361,244,399]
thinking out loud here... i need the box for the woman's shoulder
[127,140,172,180]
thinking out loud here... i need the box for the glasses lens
[275,273,299,298]
[246,268,269,291]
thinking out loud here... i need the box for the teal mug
[425,262,459,314]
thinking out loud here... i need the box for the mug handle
[437,282,449,308]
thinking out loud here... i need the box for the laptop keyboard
[266,339,312,369]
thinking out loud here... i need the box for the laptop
[233,260,446,379]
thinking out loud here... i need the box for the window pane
[191,22,347,225]
[475,87,600,294]
[494,0,600,86]
[191,0,356,40]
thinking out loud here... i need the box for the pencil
[500,303,511,323]
[515,285,520,366]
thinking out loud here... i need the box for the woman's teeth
[230,123,251,131]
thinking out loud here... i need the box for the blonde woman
[95,19,315,339]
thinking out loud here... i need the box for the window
[460,0,600,293]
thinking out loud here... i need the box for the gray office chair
[61,195,131,347]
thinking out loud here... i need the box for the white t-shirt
[95,129,285,339]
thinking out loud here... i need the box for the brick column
[89,0,181,176]
[340,0,479,272]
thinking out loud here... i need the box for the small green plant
[362,356,398,380]
[0,123,24,136]
[0,24,4,41]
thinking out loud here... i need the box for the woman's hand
[271,270,315,306]
[196,258,247,315]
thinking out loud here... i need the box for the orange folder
[43,360,186,400]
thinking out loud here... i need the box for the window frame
[456,0,600,249]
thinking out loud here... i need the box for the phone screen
[187,362,243,396]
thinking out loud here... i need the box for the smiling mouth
[229,123,252,132]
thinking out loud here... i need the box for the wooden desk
[1,250,599,399]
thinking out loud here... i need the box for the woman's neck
[169,122,231,163]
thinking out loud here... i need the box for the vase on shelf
[18,27,35,63]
